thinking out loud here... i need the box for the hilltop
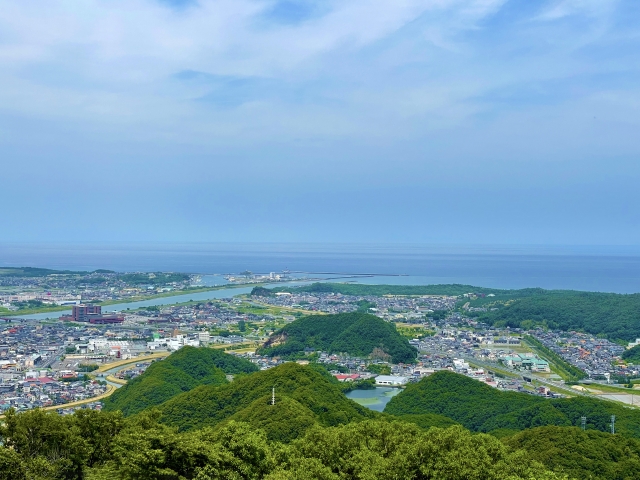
[258,312,417,363]
[102,346,258,416]
[155,362,376,441]
[385,370,640,438]
[0,266,96,277]
[257,283,640,342]
[473,291,640,342]
[503,426,640,480]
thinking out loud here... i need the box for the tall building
[60,304,124,324]
[71,305,102,322]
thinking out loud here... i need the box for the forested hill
[0,266,93,276]
[385,370,640,438]
[622,344,640,363]
[258,312,417,363]
[256,283,640,342]
[155,362,375,441]
[504,426,640,480]
[102,346,258,416]
[474,291,640,341]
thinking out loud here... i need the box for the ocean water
[2,243,640,293]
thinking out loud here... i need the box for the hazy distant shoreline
[2,243,640,293]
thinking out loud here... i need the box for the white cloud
[536,0,618,21]
[0,0,635,155]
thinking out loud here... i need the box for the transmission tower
[271,386,275,406]
[611,415,616,434]
[581,416,586,431]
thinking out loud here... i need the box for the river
[14,279,314,321]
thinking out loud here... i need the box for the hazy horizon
[4,241,640,293]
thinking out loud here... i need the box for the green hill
[102,346,258,416]
[0,266,90,277]
[474,291,640,341]
[155,362,376,440]
[504,426,640,480]
[384,370,640,438]
[258,283,640,342]
[258,312,417,363]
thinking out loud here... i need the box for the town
[2,277,639,415]
[0,269,199,313]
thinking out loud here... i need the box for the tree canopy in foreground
[0,408,565,480]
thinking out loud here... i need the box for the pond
[345,387,402,412]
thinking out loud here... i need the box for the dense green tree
[272,420,565,480]
[385,371,640,438]
[259,313,417,363]
[74,409,125,467]
[263,283,640,342]
[0,447,26,480]
[0,409,87,480]
[504,426,640,480]
[155,363,375,435]
[477,291,640,341]
[622,344,640,363]
[0,408,569,480]
[103,347,258,416]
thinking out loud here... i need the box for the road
[418,347,616,400]
[456,353,640,408]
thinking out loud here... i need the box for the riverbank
[1,283,265,318]
[13,279,322,321]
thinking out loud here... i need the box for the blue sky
[1,0,639,244]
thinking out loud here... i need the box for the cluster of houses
[257,291,457,322]
[0,373,107,413]
[0,270,196,311]
[533,330,627,378]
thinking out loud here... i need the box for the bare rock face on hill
[264,332,288,348]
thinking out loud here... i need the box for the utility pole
[611,415,616,434]
[581,416,586,431]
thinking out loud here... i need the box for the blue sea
[2,243,640,294]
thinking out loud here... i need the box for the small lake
[345,387,402,412]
